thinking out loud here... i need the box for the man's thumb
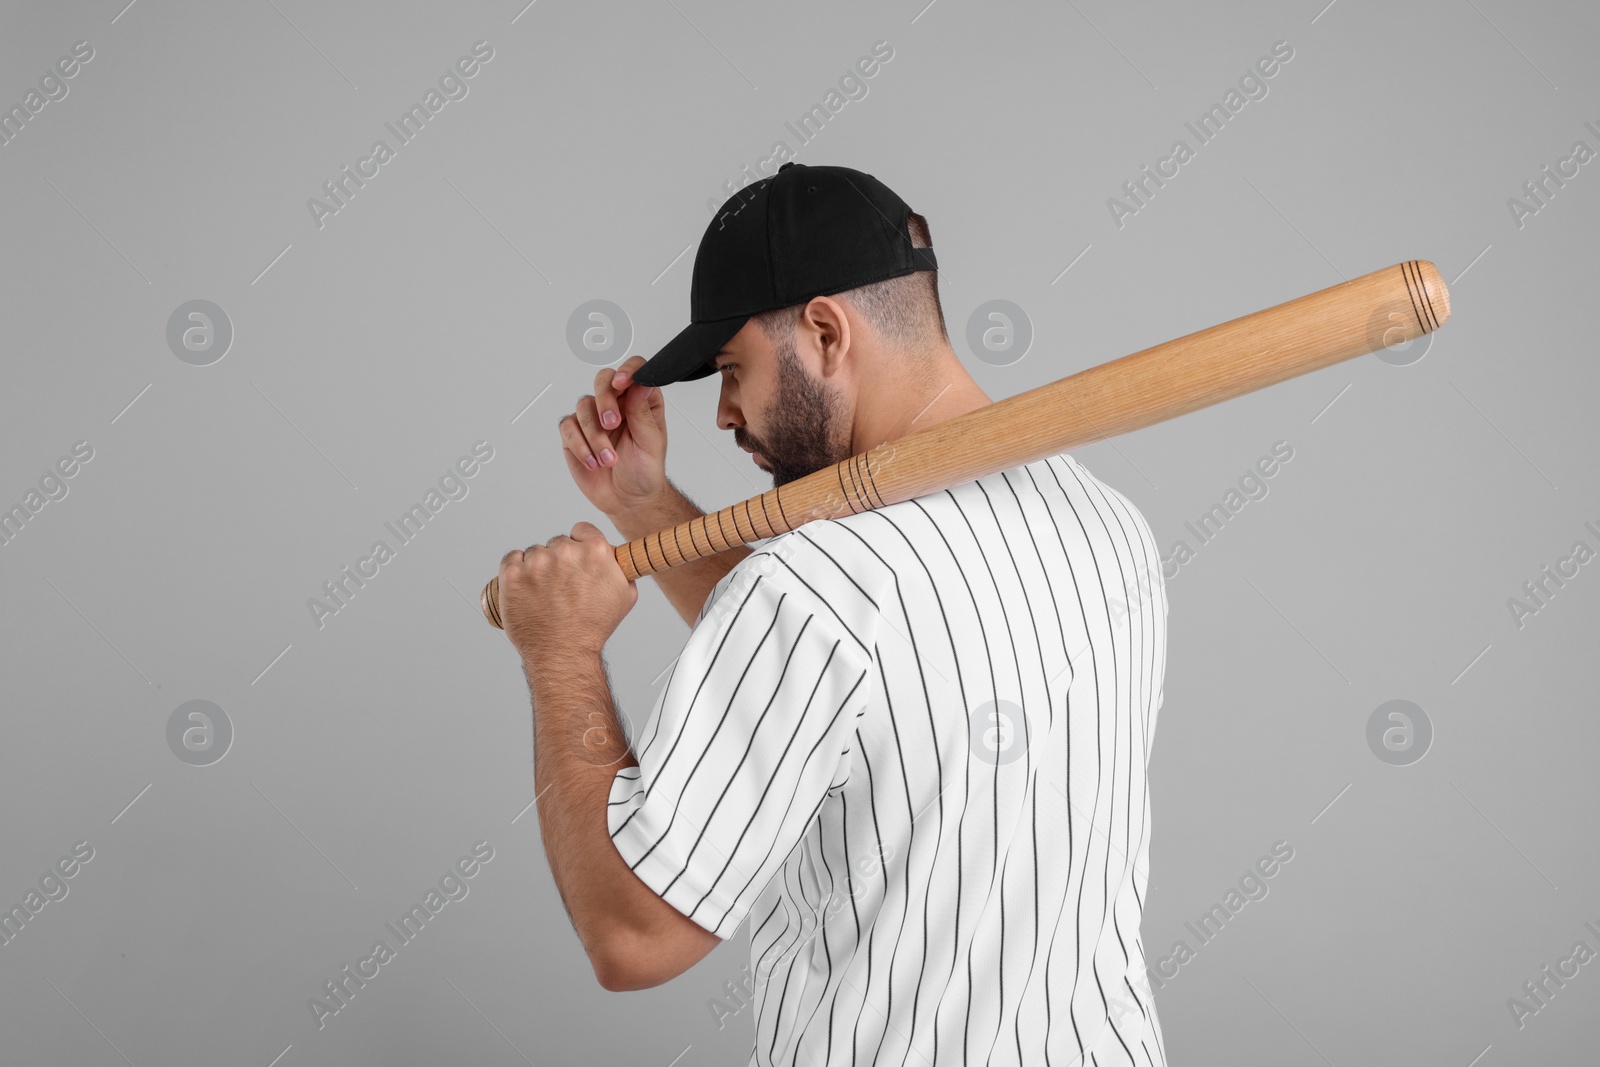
[626,384,665,447]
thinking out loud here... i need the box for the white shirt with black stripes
[608,451,1169,1067]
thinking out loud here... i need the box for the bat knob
[1368,261,1451,359]
[481,578,503,629]
[1412,260,1450,330]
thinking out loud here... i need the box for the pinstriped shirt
[608,451,1169,1066]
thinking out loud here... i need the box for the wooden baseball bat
[482,259,1449,628]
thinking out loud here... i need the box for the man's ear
[802,296,852,379]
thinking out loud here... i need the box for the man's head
[710,210,955,487]
[632,163,992,487]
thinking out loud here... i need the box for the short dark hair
[752,210,947,353]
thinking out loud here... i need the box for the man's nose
[716,393,742,432]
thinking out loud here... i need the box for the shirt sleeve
[607,546,875,940]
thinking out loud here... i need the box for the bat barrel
[481,260,1450,629]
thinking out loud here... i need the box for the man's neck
[854,353,992,453]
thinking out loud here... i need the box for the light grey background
[1,0,1595,1063]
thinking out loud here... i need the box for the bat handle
[479,545,637,631]
[477,520,750,629]
[481,544,627,631]
[478,473,848,630]
[479,535,693,630]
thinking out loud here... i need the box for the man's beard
[737,333,850,489]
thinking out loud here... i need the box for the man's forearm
[525,650,647,967]
[610,479,749,628]
[523,645,724,990]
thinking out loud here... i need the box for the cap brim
[630,314,749,387]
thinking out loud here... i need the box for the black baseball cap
[629,162,937,388]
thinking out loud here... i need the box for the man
[496,162,1170,1066]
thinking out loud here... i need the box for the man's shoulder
[816,450,1153,562]
[685,525,881,659]
[743,516,884,593]
[692,518,867,614]
[705,451,1130,600]
[815,450,1094,540]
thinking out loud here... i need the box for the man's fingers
[572,397,615,467]
[556,414,593,470]
[595,355,649,430]
[558,411,601,471]
[622,378,664,450]
[559,438,589,483]
[499,548,525,570]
